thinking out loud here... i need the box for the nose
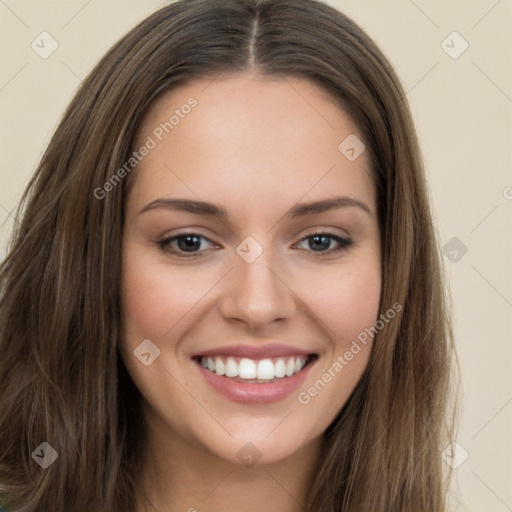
[218,246,297,331]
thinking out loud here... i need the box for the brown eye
[157,233,215,257]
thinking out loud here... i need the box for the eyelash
[156,231,354,258]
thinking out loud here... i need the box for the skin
[120,69,382,512]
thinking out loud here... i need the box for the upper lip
[192,343,316,359]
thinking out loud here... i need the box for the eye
[294,232,354,257]
[157,231,354,258]
[157,233,217,257]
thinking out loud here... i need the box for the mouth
[192,354,317,384]
[191,345,318,404]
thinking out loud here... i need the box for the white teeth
[239,358,257,379]
[225,357,238,377]
[256,359,275,380]
[215,357,225,376]
[199,355,310,381]
[286,358,295,377]
[274,358,286,378]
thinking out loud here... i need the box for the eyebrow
[139,195,373,218]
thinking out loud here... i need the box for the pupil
[179,235,200,252]
[311,235,330,251]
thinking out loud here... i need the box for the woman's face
[120,70,381,466]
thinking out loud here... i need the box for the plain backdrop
[0,1,511,510]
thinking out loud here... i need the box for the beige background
[1,1,511,510]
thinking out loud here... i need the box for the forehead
[128,71,376,220]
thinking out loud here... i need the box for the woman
[0,0,457,510]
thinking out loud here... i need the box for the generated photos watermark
[93,97,198,200]
[298,301,402,405]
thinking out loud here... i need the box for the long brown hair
[0,0,457,510]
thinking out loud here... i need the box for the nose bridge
[219,236,296,327]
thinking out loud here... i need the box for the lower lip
[195,359,315,404]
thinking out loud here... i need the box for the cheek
[121,244,382,352]
[300,262,381,346]
[119,249,207,421]
[121,251,207,343]
[291,261,381,420]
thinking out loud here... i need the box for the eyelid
[159,225,351,243]
[298,226,351,239]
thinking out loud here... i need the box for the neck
[134,408,323,512]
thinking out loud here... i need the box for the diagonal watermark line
[163,163,203,198]
[265,266,337,338]
[132,267,236,441]
[163,163,234,236]
[161,267,234,339]
[61,0,93,29]
[280,73,336,130]
[0,203,16,248]
[470,204,499,233]
[161,365,234,438]
[472,397,512,439]
[471,471,512,511]
[0,62,29,92]
[61,60,84,83]
[266,163,337,234]
[265,469,306,510]
[0,0,29,28]
[61,60,101,102]
[0,202,19,228]
[265,410,294,438]
[471,0,502,30]
[472,61,512,103]
[200,64,234,93]
[402,62,439,99]
[407,0,439,28]
[0,203,12,218]
[471,265,512,308]
[200,471,233,502]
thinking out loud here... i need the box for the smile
[191,345,318,404]
[197,355,315,383]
